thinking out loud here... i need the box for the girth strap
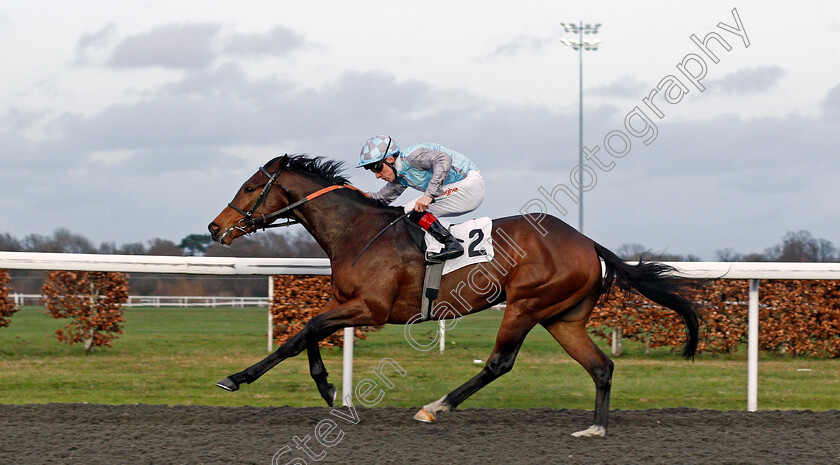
[421,262,445,321]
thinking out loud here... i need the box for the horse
[208,154,703,437]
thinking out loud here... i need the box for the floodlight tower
[560,22,601,234]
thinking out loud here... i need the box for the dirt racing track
[1,404,838,464]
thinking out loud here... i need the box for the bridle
[220,163,366,242]
[227,166,293,232]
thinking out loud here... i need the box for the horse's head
[208,155,294,245]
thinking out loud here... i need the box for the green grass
[1,306,837,410]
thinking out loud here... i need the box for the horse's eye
[244,186,256,193]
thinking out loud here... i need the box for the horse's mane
[266,154,351,185]
[265,154,396,211]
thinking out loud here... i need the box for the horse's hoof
[413,408,436,423]
[216,377,239,392]
[321,384,336,407]
[571,425,606,437]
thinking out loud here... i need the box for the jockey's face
[373,156,397,182]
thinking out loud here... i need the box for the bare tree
[204,230,325,258]
[0,233,22,251]
[765,230,836,262]
[146,239,183,256]
[716,248,743,262]
[118,243,147,255]
[21,229,95,253]
[614,243,698,262]
[615,243,647,261]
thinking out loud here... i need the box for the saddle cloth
[424,217,494,275]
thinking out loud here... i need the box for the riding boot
[410,211,464,262]
[425,220,464,262]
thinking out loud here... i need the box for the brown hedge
[270,276,840,357]
[0,270,18,328]
[270,275,380,349]
[42,271,129,352]
[591,279,840,358]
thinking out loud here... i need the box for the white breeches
[403,170,485,218]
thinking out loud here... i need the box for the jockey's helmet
[357,135,400,168]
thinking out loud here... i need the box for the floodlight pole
[577,22,584,234]
[561,22,600,234]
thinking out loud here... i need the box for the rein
[351,199,435,266]
[351,210,410,267]
[223,158,404,266]
[225,164,367,238]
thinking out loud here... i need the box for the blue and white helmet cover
[358,135,400,167]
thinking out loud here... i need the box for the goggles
[364,161,385,173]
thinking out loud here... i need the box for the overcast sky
[2,1,840,259]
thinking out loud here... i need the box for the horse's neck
[290,181,398,259]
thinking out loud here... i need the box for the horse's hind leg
[414,307,536,422]
[541,307,614,437]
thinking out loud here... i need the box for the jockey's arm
[367,182,406,205]
[408,148,452,199]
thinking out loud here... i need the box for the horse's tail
[593,242,704,360]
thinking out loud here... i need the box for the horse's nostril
[208,222,220,234]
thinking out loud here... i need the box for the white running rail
[3,252,840,411]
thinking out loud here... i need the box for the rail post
[747,279,759,412]
[267,276,274,353]
[342,327,354,406]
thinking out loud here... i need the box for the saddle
[406,218,494,321]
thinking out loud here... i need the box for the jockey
[357,135,485,262]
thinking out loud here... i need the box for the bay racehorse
[208,154,703,437]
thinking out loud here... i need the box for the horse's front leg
[302,298,381,406]
[215,326,308,392]
[306,336,336,406]
[216,298,374,404]
[304,298,341,405]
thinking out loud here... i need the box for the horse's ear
[266,154,289,170]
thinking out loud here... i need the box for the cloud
[20,67,443,171]
[99,23,309,69]
[3,59,840,259]
[74,23,117,65]
[705,66,785,95]
[164,62,295,98]
[108,23,222,69]
[822,82,840,117]
[224,26,306,57]
[588,75,649,98]
[492,35,553,56]
[0,107,48,134]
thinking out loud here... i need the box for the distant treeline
[0,228,324,258]
[0,228,325,296]
[613,229,838,264]
[0,228,836,296]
